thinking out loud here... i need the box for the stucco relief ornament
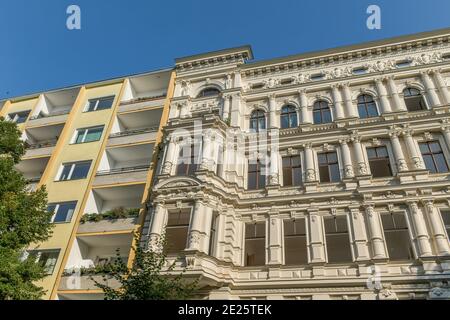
[180,81,191,96]
[148,234,162,252]
[415,52,443,65]
[225,74,233,89]
[297,73,309,84]
[397,159,408,172]
[269,174,279,185]
[377,288,398,300]
[357,162,368,175]
[264,78,278,89]
[306,169,316,182]
[344,165,354,178]
[412,157,425,170]
[188,232,201,248]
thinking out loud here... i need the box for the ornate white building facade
[147,29,450,300]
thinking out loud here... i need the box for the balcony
[28,87,79,127]
[23,123,64,146]
[77,208,140,234]
[118,95,166,113]
[15,156,50,182]
[107,127,158,148]
[58,274,121,294]
[23,140,57,159]
[93,165,150,186]
[26,177,41,192]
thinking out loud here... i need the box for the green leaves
[0,118,52,300]
[94,234,198,300]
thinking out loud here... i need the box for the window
[176,143,200,176]
[27,250,60,275]
[357,94,378,119]
[209,213,219,256]
[48,201,77,223]
[353,67,368,75]
[284,219,308,265]
[86,96,115,112]
[280,105,298,129]
[165,210,191,254]
[250,110,266,132]
[57,161,92,181]
[318,152,340,183]
[310,73,325,81]
[419,141,449,173]
[8,111,30,124]
[313,101,332,124]
[282,156,302,187]
[197,88,221,98]
[381,213,414,261]
[367,146,393,178]
[248,160,266,190]
[245,222,266,266]
[441,210,450,239]
[403,88,426,112]
[396,60,412,68]
[324,216,352,264]
[74,126,104,144]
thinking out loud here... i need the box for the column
[442,124,450,151]
[179,101,190,118]
[269,144,280,185]
[307,209,327,264]
[267,215,283,265]
[299,90,311,124]
[230,93,242,127]
[188,200,213,254]
[389,130,408,172]
[364,204,387,259]
[402,129,426,170]
[350,134,369,176]
[168,102,179,119]
[432,69,450,105]
[200,130,213,171]
[386,77,407,112]
[348,208,370,261]
[303,143,317,182]
[331,85,345,120]
[422,200,450,255]
[148,202,167,251]
[341,83,359,118]
[233,71,242,88]
[374,78,393,113]
[421,71,441,107]
[161,136,177,175]
[407,201,433,257]
[222,94,231,121]
[269,94,277,128]
[339,139,354,179]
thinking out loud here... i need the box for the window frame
[56,161,92,181]
[176,143,200,176]
[244,222,266,267]
[357,94,379,119]
[313,100,332,125]
[380,212,415,261]
[249,110,266,133]
[280,105,298,129]
[366,146,393,178]
[282,155,302,187]
[8,110,31,124]
[283,218,308,266]
[419,141,450,174]
[317,151,341,183]
[48,201,78,224]
[165,210,191,255]
[72,126,105,144]
[403,88,427,112]
[197,88,221,98]
[27,249,60,275]
[247,159,266,190]
[85,96,116,112]
[323,215,353,264]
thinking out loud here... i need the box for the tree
[0,117,53,300]
[94,234,198,300]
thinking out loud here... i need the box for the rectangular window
[318,152,340,183]
[381,213,414,261]
[367,146,393,178]
[28,250,60,275]
[57,161,92,181]
[419,141,449,173]
[324,216,352,264]
[245,222,266,266]
[86,96,115,112]
[74,126,104,144]
[282,156,302,187]
[248,160,266,190]
[284,219,308,265]
[176,144,199,176]
[209,213,219,256]
[165,210,191,255]
[8,111,30,124]
[440,210,450,240]
[47,201,77,223]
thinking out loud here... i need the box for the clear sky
[1,0,450,100]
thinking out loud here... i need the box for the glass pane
[419,143,430,154]
[258,172,266,189]
[322,110,332,123]
[290,115,298,127]
[367,148,377,159]
[441,211,450,226]
[71,162,91,180]
[248,172,257,190]
[293,168,302,186]
[318,154,327,164]
[377,147,388,158]
[327,152,338,163]
[429,142,442,153]
[245,238,265,266]
[53,202,77,223]
[381,214,395,230]
[435,154,449,173]
[335,215,348,232]
[313,111,322,124]
[368,105,378,117]
[423,155,437,173]
[84,128,103,142]
[358,105,368,118]
[75,130,86,144]
[96,97,115,110]
[285,236,308,265]
[87,100,97,111]
[319,166,330,182]
[165,226,188,254]
[283,168,292,186]
[384,230,413,261]
[329,164,340,182]
[281,115,289,129]
[59,165,72,181]
[393,213,408,229]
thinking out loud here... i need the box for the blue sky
[1,0,450,100]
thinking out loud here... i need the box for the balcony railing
[120,94,167,106]
[109,126,159,138]
[29,110,70,120]
[96,165,150,176]
[25,139,58,150]
[27,177,42,183]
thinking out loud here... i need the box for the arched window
[403,88,426,112]
[357,94,378,118]
[197,87,221,98]
[250,110,266,132]
[313,101,332,124]
[280,105,298,129]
